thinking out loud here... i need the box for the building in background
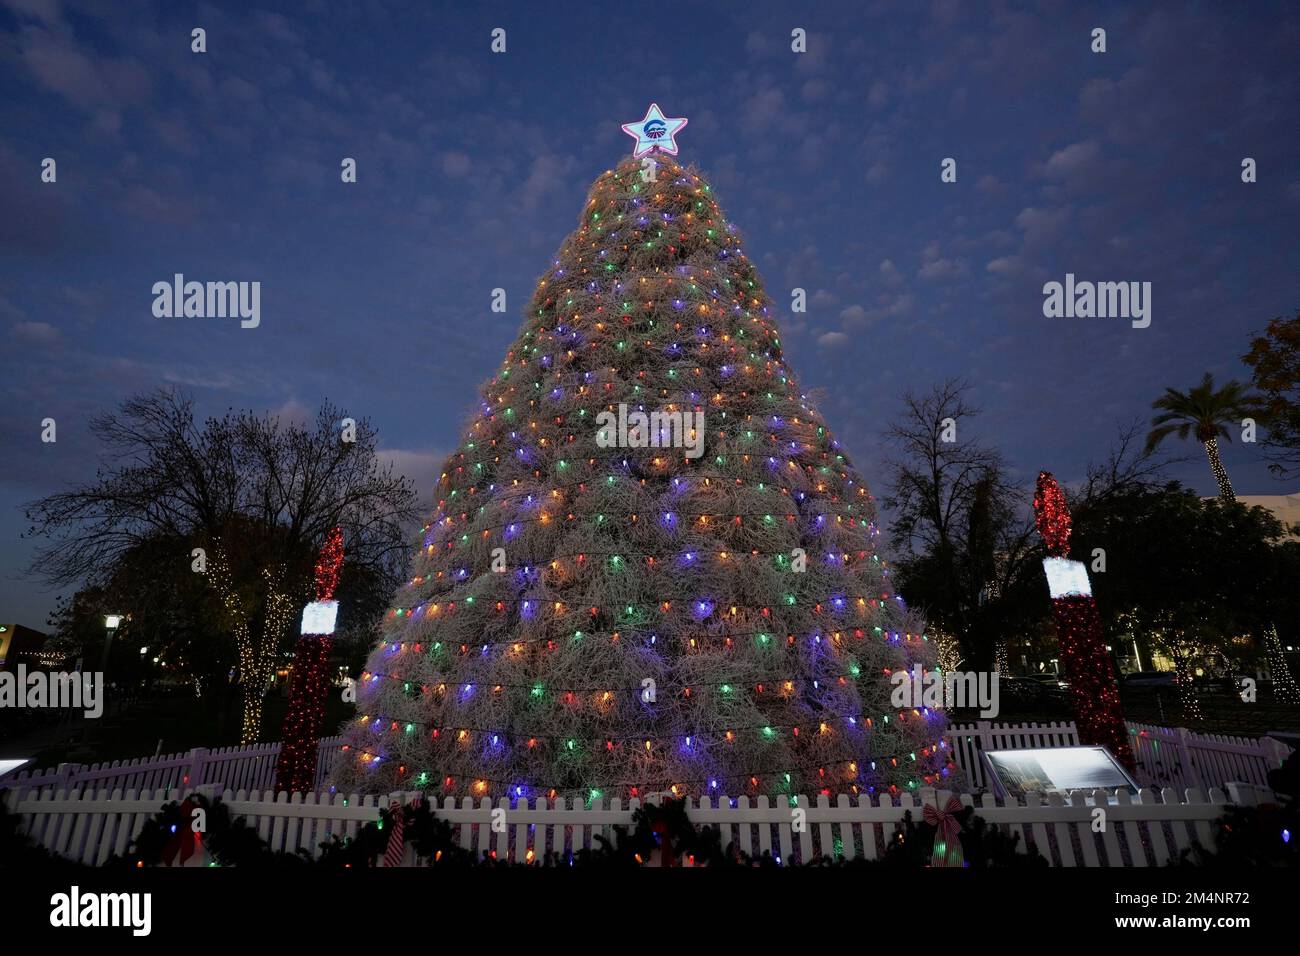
[1235,493,1300,541]
[0,623,50,672]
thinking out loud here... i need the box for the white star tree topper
[621,103,688,158]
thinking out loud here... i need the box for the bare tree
[881,380,1038,669]
[884,381,1005,555]
[24,389,420,741]
[1077,419,1178,507]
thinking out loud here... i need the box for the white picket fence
[946,720,1291,792]
[0,736,344,798]
[3,720,1288,801]
[3,782,1267,868]
[1125,721,1290,791]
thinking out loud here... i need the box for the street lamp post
[100,614,123,676]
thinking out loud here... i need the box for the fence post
[53,762,79,793]
[185,748,211,791]
[1175,727,1203,790]
[1225,782,1261,807]
[1260,735,1293,771]
[314,737,335,789]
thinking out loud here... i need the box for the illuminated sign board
[300,601,339,636]
[1042,557,1092,599]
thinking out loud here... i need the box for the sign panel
[981,745,1139,799]
[300,600,339,636]
[1042,556,1092,598]
[0,758,33,781]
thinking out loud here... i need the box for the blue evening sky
[2,0,1298,627]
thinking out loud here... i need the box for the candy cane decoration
[383,800,406,867]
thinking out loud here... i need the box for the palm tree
[1145,373,1262,504]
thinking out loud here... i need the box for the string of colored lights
[349,711,937,740]
[402,549,883,589]
[336,750,954,803]
[384,595,903,623]
[433,472,868,506]
[439,452,861,485]
[370,622,916,651]
[422,506,879,536]
[360,670,898,695]
[444,428,848,465]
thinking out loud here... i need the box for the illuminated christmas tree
[331,115,952,804]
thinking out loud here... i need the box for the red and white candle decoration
[1032,472,1134,769]
[275,526,344,795]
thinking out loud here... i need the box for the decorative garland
[16,786,1300,868]
[107,794,310,869]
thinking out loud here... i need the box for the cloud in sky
[11,320,62,346]
[1044,140,1100,180]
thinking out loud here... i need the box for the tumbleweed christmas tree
[332,141,953,804]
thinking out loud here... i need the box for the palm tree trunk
[1202,438,1235,504]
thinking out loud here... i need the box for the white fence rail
[1125,721,1288,791]
[4,783,1265,868]
[946,720,1290,792]
[0,736,343,797]
[2,721,1288,802]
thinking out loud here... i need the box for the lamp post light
[100,614,123,676]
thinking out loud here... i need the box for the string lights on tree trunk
[210,540,297,745]
[1201,437,1236,504]
[1264,626,1300,705]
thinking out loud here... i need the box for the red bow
[922,795,965,867]
[651,819,678,867]
[162,797,204,867]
